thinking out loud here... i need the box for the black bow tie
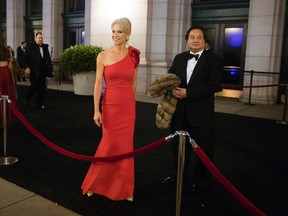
[38,44,43,47]
[188,53,199,61]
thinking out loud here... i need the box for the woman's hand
[93,111,102,127]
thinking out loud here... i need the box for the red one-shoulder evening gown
[81,46,140,201]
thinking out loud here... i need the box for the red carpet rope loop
[8,101,168,162]
[6,98,266,215]
[188,138,266,216]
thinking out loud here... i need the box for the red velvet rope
[8,101,167,162]
[192,142,266,216]
[222,83,279,89]
[6,99,266,215]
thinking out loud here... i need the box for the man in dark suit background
[24,32,53,110]
[16,41,27,69]
[164,26,223,193]
[16,41,27,81]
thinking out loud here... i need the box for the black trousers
[26,74,47,107]
[171,122,214,187]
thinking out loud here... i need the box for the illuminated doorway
[223,27,245,88]
[206,24,247,87]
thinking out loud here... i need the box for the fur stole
[147,73,181,129]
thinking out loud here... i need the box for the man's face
[187,29,205,53]
[35,34,43,45]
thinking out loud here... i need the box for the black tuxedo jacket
[25,42,53,78]
[169,49,223,128]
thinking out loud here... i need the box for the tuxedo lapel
[179,52,190,85]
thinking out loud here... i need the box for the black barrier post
[277,84,288,125]
[245,70,255,105]
[0,95,18,165]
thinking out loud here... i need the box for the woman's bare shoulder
[98,47,118,66]
[98,48,114,59]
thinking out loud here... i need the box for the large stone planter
[72,71,95,96]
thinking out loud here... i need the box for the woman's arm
[93,52,104,127]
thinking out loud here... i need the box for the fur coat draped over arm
[147,73,181,129]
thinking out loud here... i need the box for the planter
[72,71,95,96]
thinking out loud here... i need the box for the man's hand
[24,67,31,77]
[172,87,187,99]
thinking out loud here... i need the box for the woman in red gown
[81,17,140,201]
[0,33,17,126]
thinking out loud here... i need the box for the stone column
[6,0,25,52]
[144,0,191,93]
[42,0,64,81]
[42,0,63,61]
[242,0,286,104]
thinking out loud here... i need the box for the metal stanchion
[245,70,255,105]
[0,95,18,165]
[277,84,288,125]
[175,131,186,216]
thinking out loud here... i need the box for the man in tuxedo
[16,41,27,81]
[164,26,223,192]
[16,41,27,68]
[24,32,53,110]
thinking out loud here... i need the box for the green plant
[60,44,104,75]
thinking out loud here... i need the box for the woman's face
[112,24,129,45]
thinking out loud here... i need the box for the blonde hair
[111,17,132,36]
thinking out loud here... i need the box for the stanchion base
[0,156,18,165]
[276,120,288,125]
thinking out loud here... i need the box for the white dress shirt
[186,49,204,84]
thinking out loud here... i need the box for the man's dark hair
[184,26,207,42]
[35,32,43,37]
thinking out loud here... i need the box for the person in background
[16,41,27,81]
[81,17,140,202]
[0,33,17,126]
[205,39,211,50]
[7,46,23,99]
[24,32,53,110]
[163,26,223,194]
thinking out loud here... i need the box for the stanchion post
[175,131,186,216]
[277,84,288,125]
[0,95,18,165]
[246,70,255,105]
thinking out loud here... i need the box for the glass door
[201,23,247,89]
[64,27,85,49]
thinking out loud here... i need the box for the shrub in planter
[60,44,104,95]
[60,44,104,76]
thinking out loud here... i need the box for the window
[65,0,85,12]
[0,0,6,19]
[26,0,42,16]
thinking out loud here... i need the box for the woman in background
[81,17,140,201]
[0,33,17,126]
